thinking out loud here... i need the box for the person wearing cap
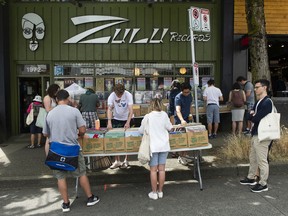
[26,95,43,149]
[78,88,100,129]
[43,89,100,212]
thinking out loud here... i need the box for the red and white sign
[201,9,210,32]
[190,7,201,32]
[193,62,199,86]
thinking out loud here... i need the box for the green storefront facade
[2,0,233,137]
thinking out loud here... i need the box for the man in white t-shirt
[107,84,134,169]
[203,79,223,139]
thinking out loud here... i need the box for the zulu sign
[64,15,210,44]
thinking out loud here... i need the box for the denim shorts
[53,152,86,180]
[149,152,169,167]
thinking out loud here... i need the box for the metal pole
[188,8,199,123]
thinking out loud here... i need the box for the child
[27,95,43,149]
[139,98,173,200]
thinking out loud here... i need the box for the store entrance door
[19,77,42,133]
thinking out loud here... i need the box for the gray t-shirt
[43,104,86,145]
[244,81,255,105]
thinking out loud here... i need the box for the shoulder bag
[36,107,47,128]
[26,105,34,125]
[138,116,151,165]
[45,142,80,171]
[258,98,281,142]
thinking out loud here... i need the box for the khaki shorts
[53,152,86,180]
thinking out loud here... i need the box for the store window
[53,62,214,117]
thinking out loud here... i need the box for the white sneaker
[183,155,193,163]
[148,191,158,200]
[110,161,122,169]
[120,160,130,169]
[157,192,163,198]
[178,156,188,166]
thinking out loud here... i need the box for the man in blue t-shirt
[174,82,193,165]
[174,82,193,125]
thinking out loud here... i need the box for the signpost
[188,7,210,123]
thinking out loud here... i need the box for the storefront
[3,0,233,136]
[234,0,288,95]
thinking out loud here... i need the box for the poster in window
[189,78,194,89]
[163,77,172,90]
[115,77,124,85]
[137,78,146,91]
[105,78,114,92]
[75,78,84,88]
[95,78,104,91]
[150,77,158,91]
[124,78,132,91]
[54,66,64,76]
[54,80,64,89]
[84,77,94,88]
[64,78,75,88]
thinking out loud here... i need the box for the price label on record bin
[193,63,199,86]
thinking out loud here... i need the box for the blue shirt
[174,92,193,124]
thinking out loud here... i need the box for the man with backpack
[236,76,255,134]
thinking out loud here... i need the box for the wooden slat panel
[235,0,288,34]
[12,2,218,63]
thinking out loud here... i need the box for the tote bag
[258,99,281,142]
[45,142,80,171]
[36,107,47,128]
[138,116,151,165]
[26,107,34,125]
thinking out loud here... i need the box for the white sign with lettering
[64,15,210,44]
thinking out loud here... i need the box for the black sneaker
[208,134,213,139]
[240,177,257,185]
[87,195,100,207]
[250,184,268,193]
[61,202,70,213]
[212,133,217,138]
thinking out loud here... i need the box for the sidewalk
[0,133,286,187]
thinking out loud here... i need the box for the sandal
[27,145,35,149]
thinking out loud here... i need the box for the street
[1,174,288,216]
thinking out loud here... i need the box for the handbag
[138,116,151,165]
[45,142,80,171]
[258,99,281,142]
[36,107,47,128]
[26,106,34,125]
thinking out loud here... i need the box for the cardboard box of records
[185,125,209,148]
[104,128,125,153]
[125,128,142,152]
[81,130,105,154]
[169,125,188,149]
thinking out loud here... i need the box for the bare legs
[58,175,93,203]
[208,123,219,135]
[150,164,166,193]
[232,121,244,135]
